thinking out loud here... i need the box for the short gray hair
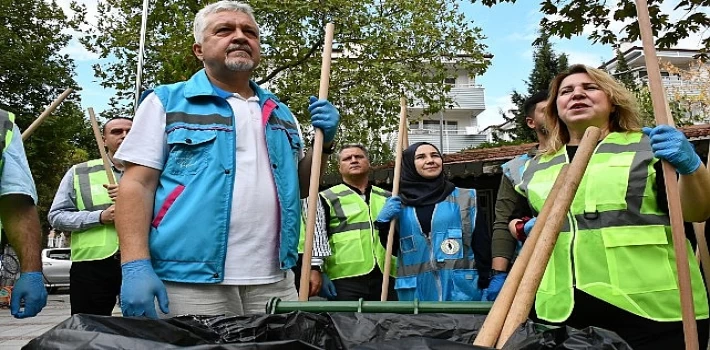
[337,143,370,161]
[193,1,259,44]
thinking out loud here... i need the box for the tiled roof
[377,124,710,168]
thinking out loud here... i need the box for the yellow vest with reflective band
[298,209,306,253]
[71,159,119,261]
[515,131,708,322]
[0,110,16,232]
[0,109,16,176]
[321,184,395,280]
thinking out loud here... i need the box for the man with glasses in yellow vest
[48,117,132,315]
[0,109,47,318]
[319,144,396,301]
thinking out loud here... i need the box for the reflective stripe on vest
[517,132,708,323]
[71,159,119,261]
[298,207,306,253]
[397,189,477,277]
[321,184,395,279]
[502,154,530,188]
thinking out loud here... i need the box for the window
[444,77,456,85]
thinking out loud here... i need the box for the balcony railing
[409,83,485,111]
[405,128,488,154]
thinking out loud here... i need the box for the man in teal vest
[488,90,549,301]
[0,109,47,318]
[320,144,396,301]
[48,117,132,315]
[114,1,340,318]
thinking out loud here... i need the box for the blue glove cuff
[678,154,702,175]
[121,258,152,270]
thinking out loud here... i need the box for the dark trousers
[332,267,398,301]
[70,255,122,315]
[533,289,709,350]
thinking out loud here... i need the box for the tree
[80,0,490,162]
[662,59,710,125]
[472,1,710,55]
[606,49,693,126]
[501,35,568,142]
[613,48,636,90]
[0,0,98,232]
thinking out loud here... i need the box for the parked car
[42,248,71,293]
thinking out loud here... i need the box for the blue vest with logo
[394,188,484,301]
[149,69,302,283]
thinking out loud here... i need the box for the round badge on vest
[440,239,460,255]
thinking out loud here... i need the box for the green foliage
[0,0,98,232]
[500,35,568,143]
[472,0,710,55]
[81,0,490,162]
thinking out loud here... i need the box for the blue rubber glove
[643,125,702,175]
[524,217,537,236]
[120,259,169,318]
[376,196,403,223]
[319,273,337,300]
[10,272,47,319]
[485,273,508,301]
[308,96,340,143]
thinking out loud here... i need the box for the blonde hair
[544,64,642,155]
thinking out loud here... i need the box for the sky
[57,0,702,128]
[463,1,615,128]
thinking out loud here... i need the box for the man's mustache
[226,44,252,55]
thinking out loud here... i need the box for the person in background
[487,90,550,301]
[319,144,395,301]
[48,117,132,315]
[375,142,492,301]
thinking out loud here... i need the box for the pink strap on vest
[262,99,277,127]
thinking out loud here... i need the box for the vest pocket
[601,225,676,294]
[165,130,216,175]
[330,231,365,264]
[450,269,482,301]
[394,275,417,301]
[400,235,416,254]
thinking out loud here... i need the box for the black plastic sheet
[23,311,631,350]
[502,325,633,350]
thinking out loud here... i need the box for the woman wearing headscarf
[375,142,492,302]
[510,64,710,349]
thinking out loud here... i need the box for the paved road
[0,290,120,349]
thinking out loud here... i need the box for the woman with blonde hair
[508,64,710,349]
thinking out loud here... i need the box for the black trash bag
[328,313,495,348]
[176,312,342,349]
[23,312,333,350]
[502,323,633,350]
[352,337,492,350]
[24,311,631,350]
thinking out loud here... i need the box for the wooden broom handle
[298,22,335,301]
[635,1,698,348]
[381,97,408,301]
